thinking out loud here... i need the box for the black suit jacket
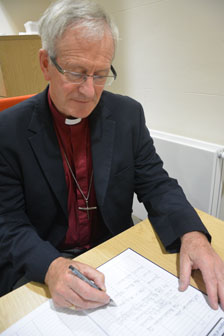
[0,88,209,296]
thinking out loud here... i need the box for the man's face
[40,26,115,119]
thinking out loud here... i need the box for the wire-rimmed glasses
[50,56,117,86]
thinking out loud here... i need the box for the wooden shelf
[0,35,47,97]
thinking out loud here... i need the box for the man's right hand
[45,257,111,310]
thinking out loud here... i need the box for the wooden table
[1,209,224,332]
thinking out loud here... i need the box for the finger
[53,297,83,311]
[70,305,82,311]
[206,283,219,310]
[200,270,219,310]
[67,285,110,310]
[215,257,224,310]
[218,282,224,310]
[198,258,219,310]
[178,253,192,292]
[53,283,109,310]
[52,293,74,308]
[74,298,109,310]
[76,263,107,291]
[68,273,110,305]
[68,262,109,300]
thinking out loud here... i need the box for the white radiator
[133,130,224,220]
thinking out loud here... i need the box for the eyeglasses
[50,56,117,86]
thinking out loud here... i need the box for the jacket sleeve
[134,105,211,252]
[0,151,61,287]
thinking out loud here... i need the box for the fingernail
[178,281,185,291]
[210,302,218,310]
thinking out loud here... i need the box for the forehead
[55,26,115,66]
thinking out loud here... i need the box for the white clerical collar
[65,118,82,125]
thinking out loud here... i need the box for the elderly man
[0,0,223,311]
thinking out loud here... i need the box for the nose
[78,76,96,99]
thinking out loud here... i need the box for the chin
[67,103,95,118]
[66,109,92,119]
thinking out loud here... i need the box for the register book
[2,249,224,335]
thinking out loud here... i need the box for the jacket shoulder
[0,89,48,122]
[99,91,144,125]
[0,89,49,134]
[101,90,141,110]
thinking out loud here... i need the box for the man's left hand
[179,231,224,310]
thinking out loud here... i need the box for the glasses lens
[94,76,114,86]
[63,70,116,86]
[64,72,84,84]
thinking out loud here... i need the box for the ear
[39,49,51,81]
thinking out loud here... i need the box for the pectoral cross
[78,200,97,220]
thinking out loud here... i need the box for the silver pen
[69,265,116,306]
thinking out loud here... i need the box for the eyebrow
[63,63,110,74]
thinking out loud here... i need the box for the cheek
[60,82,77,97]
[95,87,104,100]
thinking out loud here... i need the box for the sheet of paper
[2,249,224,336]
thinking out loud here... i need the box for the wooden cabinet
[0,35,47,97]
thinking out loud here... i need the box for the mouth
[71,99,91,104]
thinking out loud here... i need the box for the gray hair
[38,0,119,58]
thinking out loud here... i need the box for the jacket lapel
[27,92,68,218]
[90,100,116,206]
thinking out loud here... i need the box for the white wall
[0,0,51,35]
[97,0,224,145]
[1,0,224,145]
